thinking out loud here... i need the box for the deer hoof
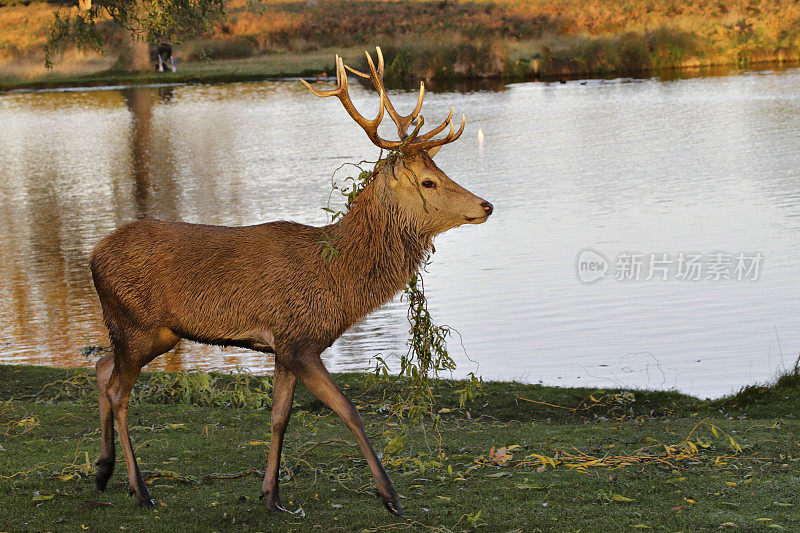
[382,498,404,516]
[95,458,114,491]
[95,474,109,492]
[376,485,403,516]
[139,498,156,508]
[260,492,289,513]
[267,503,290,513]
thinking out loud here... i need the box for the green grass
[1,364,798,531]
[0,48,368,92]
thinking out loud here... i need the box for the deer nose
[481,201,493,216]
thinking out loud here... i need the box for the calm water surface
[1,69,799,398]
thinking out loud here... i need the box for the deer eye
[422,180,436,189]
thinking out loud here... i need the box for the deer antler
[301,47,465,154]
[345,48,424,140]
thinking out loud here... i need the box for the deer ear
[426,145,442,158]
[388,158,402,187]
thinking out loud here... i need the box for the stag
[90,47,493,515]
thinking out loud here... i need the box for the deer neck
[327,178,432,321]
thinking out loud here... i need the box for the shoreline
[0,360,796,404]
[2,55,798,94]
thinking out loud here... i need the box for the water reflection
[123,87,156,217]
[1,69,799,397]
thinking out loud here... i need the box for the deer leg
[260,362,297,511]
[293,358,403,516]
[95,354,116,491]
[106,327,179,507]
[107,363,153,506]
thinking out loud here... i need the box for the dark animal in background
[90,47,492,516]
[156,42,175,72]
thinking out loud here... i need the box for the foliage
[0,365,273,409]
[183,36,255,60]
[130,368,273,409]
[43,0,226,67]
[4,0,800,82]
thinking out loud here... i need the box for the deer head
[301,47,493,235]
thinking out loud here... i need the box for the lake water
[1,68,799,398]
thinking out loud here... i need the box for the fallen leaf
[611,494,635,502]
[486,446,514,466]
[515,484,547,490]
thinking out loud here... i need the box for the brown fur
[90,147,491,514]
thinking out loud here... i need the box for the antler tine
[374,45,385,78]
[406,113,466,152]
[299,56,343,97]
[409,82,425,124]
[344,65,371,79]
[413,106,453,143]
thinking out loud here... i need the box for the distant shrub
[186,37,256,61]
[647,27,699,69]
[618,32,651,72]
[381,39,508,80]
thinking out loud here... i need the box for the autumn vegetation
[1,363,799,530]
[2,0,800,87]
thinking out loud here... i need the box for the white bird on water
[477,127,485,143]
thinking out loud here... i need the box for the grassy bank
[0,49,372,92]
[1,363,798,531]
[2,0,800,91]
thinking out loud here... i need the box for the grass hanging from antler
[323,153,481,463]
